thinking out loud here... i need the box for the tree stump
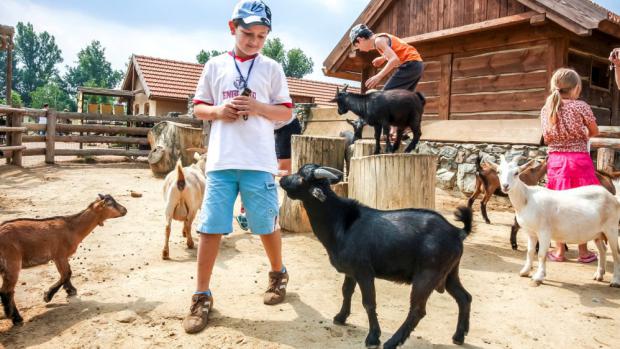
[349,154,438,210]
[352,139,407,158]
[147,121,204,177]
[280,135,347,233]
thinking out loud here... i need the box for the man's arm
[194,103,239,122]
[365,37,401,89]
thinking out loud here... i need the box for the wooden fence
[0,105,202,166]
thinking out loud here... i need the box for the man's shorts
[274,118,302,160]
[197,170,279,235]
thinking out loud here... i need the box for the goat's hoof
[383,338,398,349]
[162,251,170,260]
[610,282,620,288]
[511,244,518,251]
[531,279,543,287]
[333,313,348,325]
[43,293,52,303]
[484,219,491,224]
[593,272,605,282]
[365,334,381,349]
[12,317,23,325]
[452,333,465,345]
[66,288,77,297]
[187,243,195,249]
[519,269,530,277]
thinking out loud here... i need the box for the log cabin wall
[372,0,529,36]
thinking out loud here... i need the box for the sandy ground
[0,157,619,349]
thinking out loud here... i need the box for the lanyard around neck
[232,50,256,90]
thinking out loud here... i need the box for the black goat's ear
[310,187,326,202]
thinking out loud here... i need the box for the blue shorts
[197,170,279,235]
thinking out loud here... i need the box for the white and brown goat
[0,194,127,325]
[162,149,207,259]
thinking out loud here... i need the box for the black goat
[330,86,425,155]
[280,164,473,349]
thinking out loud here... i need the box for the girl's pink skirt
[546,152,600,190]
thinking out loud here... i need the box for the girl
[541,68,599,263]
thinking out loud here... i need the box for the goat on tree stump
[330,85,425,155]
[147,121,204,176]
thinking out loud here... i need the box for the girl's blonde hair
[544,68,582,131]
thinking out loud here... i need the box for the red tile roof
[124,54,360,106]
[287,77,360,107]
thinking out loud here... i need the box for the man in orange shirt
[350,24,424,92]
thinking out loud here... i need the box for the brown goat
[468,156,547,224]
[0,194,127,325]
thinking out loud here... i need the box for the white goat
[491,155,620,287]
[162,150,207,260]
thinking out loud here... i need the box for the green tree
[261,38,286,64]
[63,40,123,97]
[13,22,63,106]
[261,38,313,78]
[284,48,314,78]
[30,81,76,111]
[0,89,24,107]
[196,49,226,64]
[0,51,18,98]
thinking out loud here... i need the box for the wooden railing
[590,126,620,172]
[0,105,202,166]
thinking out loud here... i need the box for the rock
[485,146,505,154]
[462,144,477,151]
[465,154,479,164]
[116,310,138,323]
[454,150,466,164]
[511,145,526,150]
[416,142,432,155]
[439,158,453,171]
[437,169,456,190]
[457,164,477,193]
[130,191,142,198]
[439,146,458,159]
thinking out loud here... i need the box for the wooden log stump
[280,135,347,233]
[349,154,438,210]
[352,139,407,158]
[147,121,204,176]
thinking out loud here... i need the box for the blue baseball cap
[232,0,272,29]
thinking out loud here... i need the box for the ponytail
[544,88,562,132]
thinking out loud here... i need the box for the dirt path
[0,160,619,349]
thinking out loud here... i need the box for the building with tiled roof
[120,54,358,117]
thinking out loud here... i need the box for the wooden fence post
[597,148,615,172]
[12,111,22,166]
[45,109,56,164]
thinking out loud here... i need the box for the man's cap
[232,0,272,29]
[349,24,372,44]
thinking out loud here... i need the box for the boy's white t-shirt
[193,52,293,175]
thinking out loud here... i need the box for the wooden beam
[590,137,620,149]
[515,0,591,36]
[598,126,620,138]
[0,145,26,152]
[597,148,615,171]
[530,13,546,26]
[54,124,150,135]
[0,106,48,117]
[438,53,452,120]
[6,36,12,103]
[322,67,362,81]
[52,135,149,145]
[401,12,538,45]
[45,110,56,164]
[54,148,150,157]
[0,25,14,36]
[77,87,134,98]
[598,20,620,40]
[0,126,26,132]
[56,111,202,125]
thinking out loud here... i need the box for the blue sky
[1,0,619,85]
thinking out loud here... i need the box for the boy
[349,24,424,92]
[611,48,620,89]
[350,24,424,141]
[185,0,293,334]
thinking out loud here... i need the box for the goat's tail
[176,161,186,191]
[454,206,473,239]
[415,91,426,106]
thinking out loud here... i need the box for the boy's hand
[610,48,620,66]
[231,96,261,118]
[366,75,382,89]
[372,56,386,68]
[217,103,240,122]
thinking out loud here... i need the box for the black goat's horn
[313,168,341,181]
[342,84,349,92]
